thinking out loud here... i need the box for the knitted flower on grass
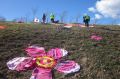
[7,45,80,79]
[90,35,103,41]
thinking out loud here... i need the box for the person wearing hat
[83,14,90,27]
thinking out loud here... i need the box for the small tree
[0,16,6,22]
[31,7,39,22]
[75,14,81,23]
[12,18,17,22]
[60,11,67,23]
[24,13,30,23]
[111,19,117,25]
[44,12,50,23]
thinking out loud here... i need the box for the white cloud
[95,14,102,19]
[88,7,96,13]
[117,24,120,26]
[89,0,120,19]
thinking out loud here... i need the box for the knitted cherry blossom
[91,35,103,41]
[7,45,80,79]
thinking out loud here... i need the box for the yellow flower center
[36,56,56,68]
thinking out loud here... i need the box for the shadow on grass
[0,73,7,79]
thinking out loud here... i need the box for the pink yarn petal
[55,60,80,74]
[96,37,102,40]
[7,57,34,71]
[30,67,52,79]
[90,35,97,39]
[47,48,68,59]
[16,57,35,71]
[25,46,46,57]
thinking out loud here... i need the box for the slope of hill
[0,22,120,79]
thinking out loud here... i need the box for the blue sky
[0,0,120,24]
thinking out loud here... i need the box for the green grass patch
[0,23,120,79]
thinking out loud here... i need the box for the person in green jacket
[50,13,55,23]
[83,14,90,27]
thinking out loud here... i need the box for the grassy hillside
[0,22,120,79]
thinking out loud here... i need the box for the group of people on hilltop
[40,13,90,27]
[41,13,59,24]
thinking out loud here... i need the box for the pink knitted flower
[90,35,103,41]
[7,45,80,79]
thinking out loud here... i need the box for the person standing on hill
[50,13,55,23]
[42,13,46,23]
[83,14,90,27]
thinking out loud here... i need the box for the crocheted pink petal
[90,35,97,39]
[25,45,46,57]
[96,37,103,41]
[7,57,34,71]
[47,48,68,59]
[30,67,52,79]
[54,60,80,74]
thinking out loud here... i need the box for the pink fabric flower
[90,35,103,41]
[7,45,80,79]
